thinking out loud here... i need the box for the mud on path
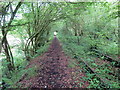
[19,37,89,88]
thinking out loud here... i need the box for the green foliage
[1,1,119,88]
[58,2,118,88]
[2,59,27,87]
[2,38,50,88]
[33,41,50,58]
[2,66,37,88]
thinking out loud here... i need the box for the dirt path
[19,37,89,88]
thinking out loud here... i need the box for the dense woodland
[0,0,119,88]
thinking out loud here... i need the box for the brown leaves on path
[19,37,89,88]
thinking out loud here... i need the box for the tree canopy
[0,0,119,88]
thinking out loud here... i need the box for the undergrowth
[1,41,50,88]
[59,33,119,88]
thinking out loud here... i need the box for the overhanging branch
[3,22,30,28]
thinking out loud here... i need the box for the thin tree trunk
[2,27,15,71]
[0,37,2,53]
[1,2,22,71]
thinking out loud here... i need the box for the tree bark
[1,2,22,71]
[0,37,2,53]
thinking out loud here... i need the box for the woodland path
[19,37,89,88]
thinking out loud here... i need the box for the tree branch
[3,22,30,28]
[7,2,22,27]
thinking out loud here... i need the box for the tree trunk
[1,2,22,71]
[0,37,2,53]
[2,27,15,71]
